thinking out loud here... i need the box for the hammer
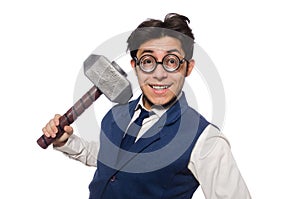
[37,54,132,149]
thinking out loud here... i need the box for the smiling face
[131,36,195,110]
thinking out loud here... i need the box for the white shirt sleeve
[54,134,99,167]
[188,125,251,199]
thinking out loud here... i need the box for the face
[131,36,195,110]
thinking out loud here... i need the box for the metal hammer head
[84,54,132,104]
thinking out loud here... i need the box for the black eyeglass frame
[134,54,188,73]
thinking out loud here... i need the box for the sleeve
[54,134,99,167]
[188,125,252,199]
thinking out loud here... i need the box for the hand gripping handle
[37,86,101,149]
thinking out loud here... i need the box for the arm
[188,125,251,199]
[54,134,99,167]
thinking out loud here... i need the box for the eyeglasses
[135,54,187,73]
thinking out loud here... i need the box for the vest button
[110,175,116,182]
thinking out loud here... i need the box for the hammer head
[84,54,132,104]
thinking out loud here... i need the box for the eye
[145,59,153,64]
[164,55,179,68]
[140,55,155,69]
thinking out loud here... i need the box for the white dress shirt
[55,96,251,199]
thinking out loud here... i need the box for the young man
[42,13,251,199]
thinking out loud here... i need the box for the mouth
[149,84,171,90]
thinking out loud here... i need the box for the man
[42,13,251,199]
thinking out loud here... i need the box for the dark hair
[127,13,195,60]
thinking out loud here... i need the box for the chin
[148,96,178,109]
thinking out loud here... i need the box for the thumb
[64,126,73,135]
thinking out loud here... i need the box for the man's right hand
[42,114,74,147]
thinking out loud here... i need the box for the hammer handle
[37,86,102,149]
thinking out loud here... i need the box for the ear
[185,59,195,77]
[130,59,138,75]
[130,59,136,69]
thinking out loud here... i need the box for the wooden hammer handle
[37,86,102,149]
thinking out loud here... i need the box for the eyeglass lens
[139,54,181,72]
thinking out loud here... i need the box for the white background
[1,0,299,198]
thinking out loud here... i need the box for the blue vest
[89,94,210,199]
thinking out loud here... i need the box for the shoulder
[102,97,139,122]
[177,93,213,127]
[183,105,213,128]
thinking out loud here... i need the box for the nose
[152,63,168,80]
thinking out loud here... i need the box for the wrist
[53,139,68,147]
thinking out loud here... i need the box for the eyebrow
[167,49,182,54]
[140,49,182,55]
[140,49,154,55]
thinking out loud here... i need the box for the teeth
[152,85,169,90]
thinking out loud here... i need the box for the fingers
[54,114,61,126]
[42,114,61,138]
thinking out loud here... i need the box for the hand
[42,114,73,147]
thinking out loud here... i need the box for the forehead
[137,36,183,56]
